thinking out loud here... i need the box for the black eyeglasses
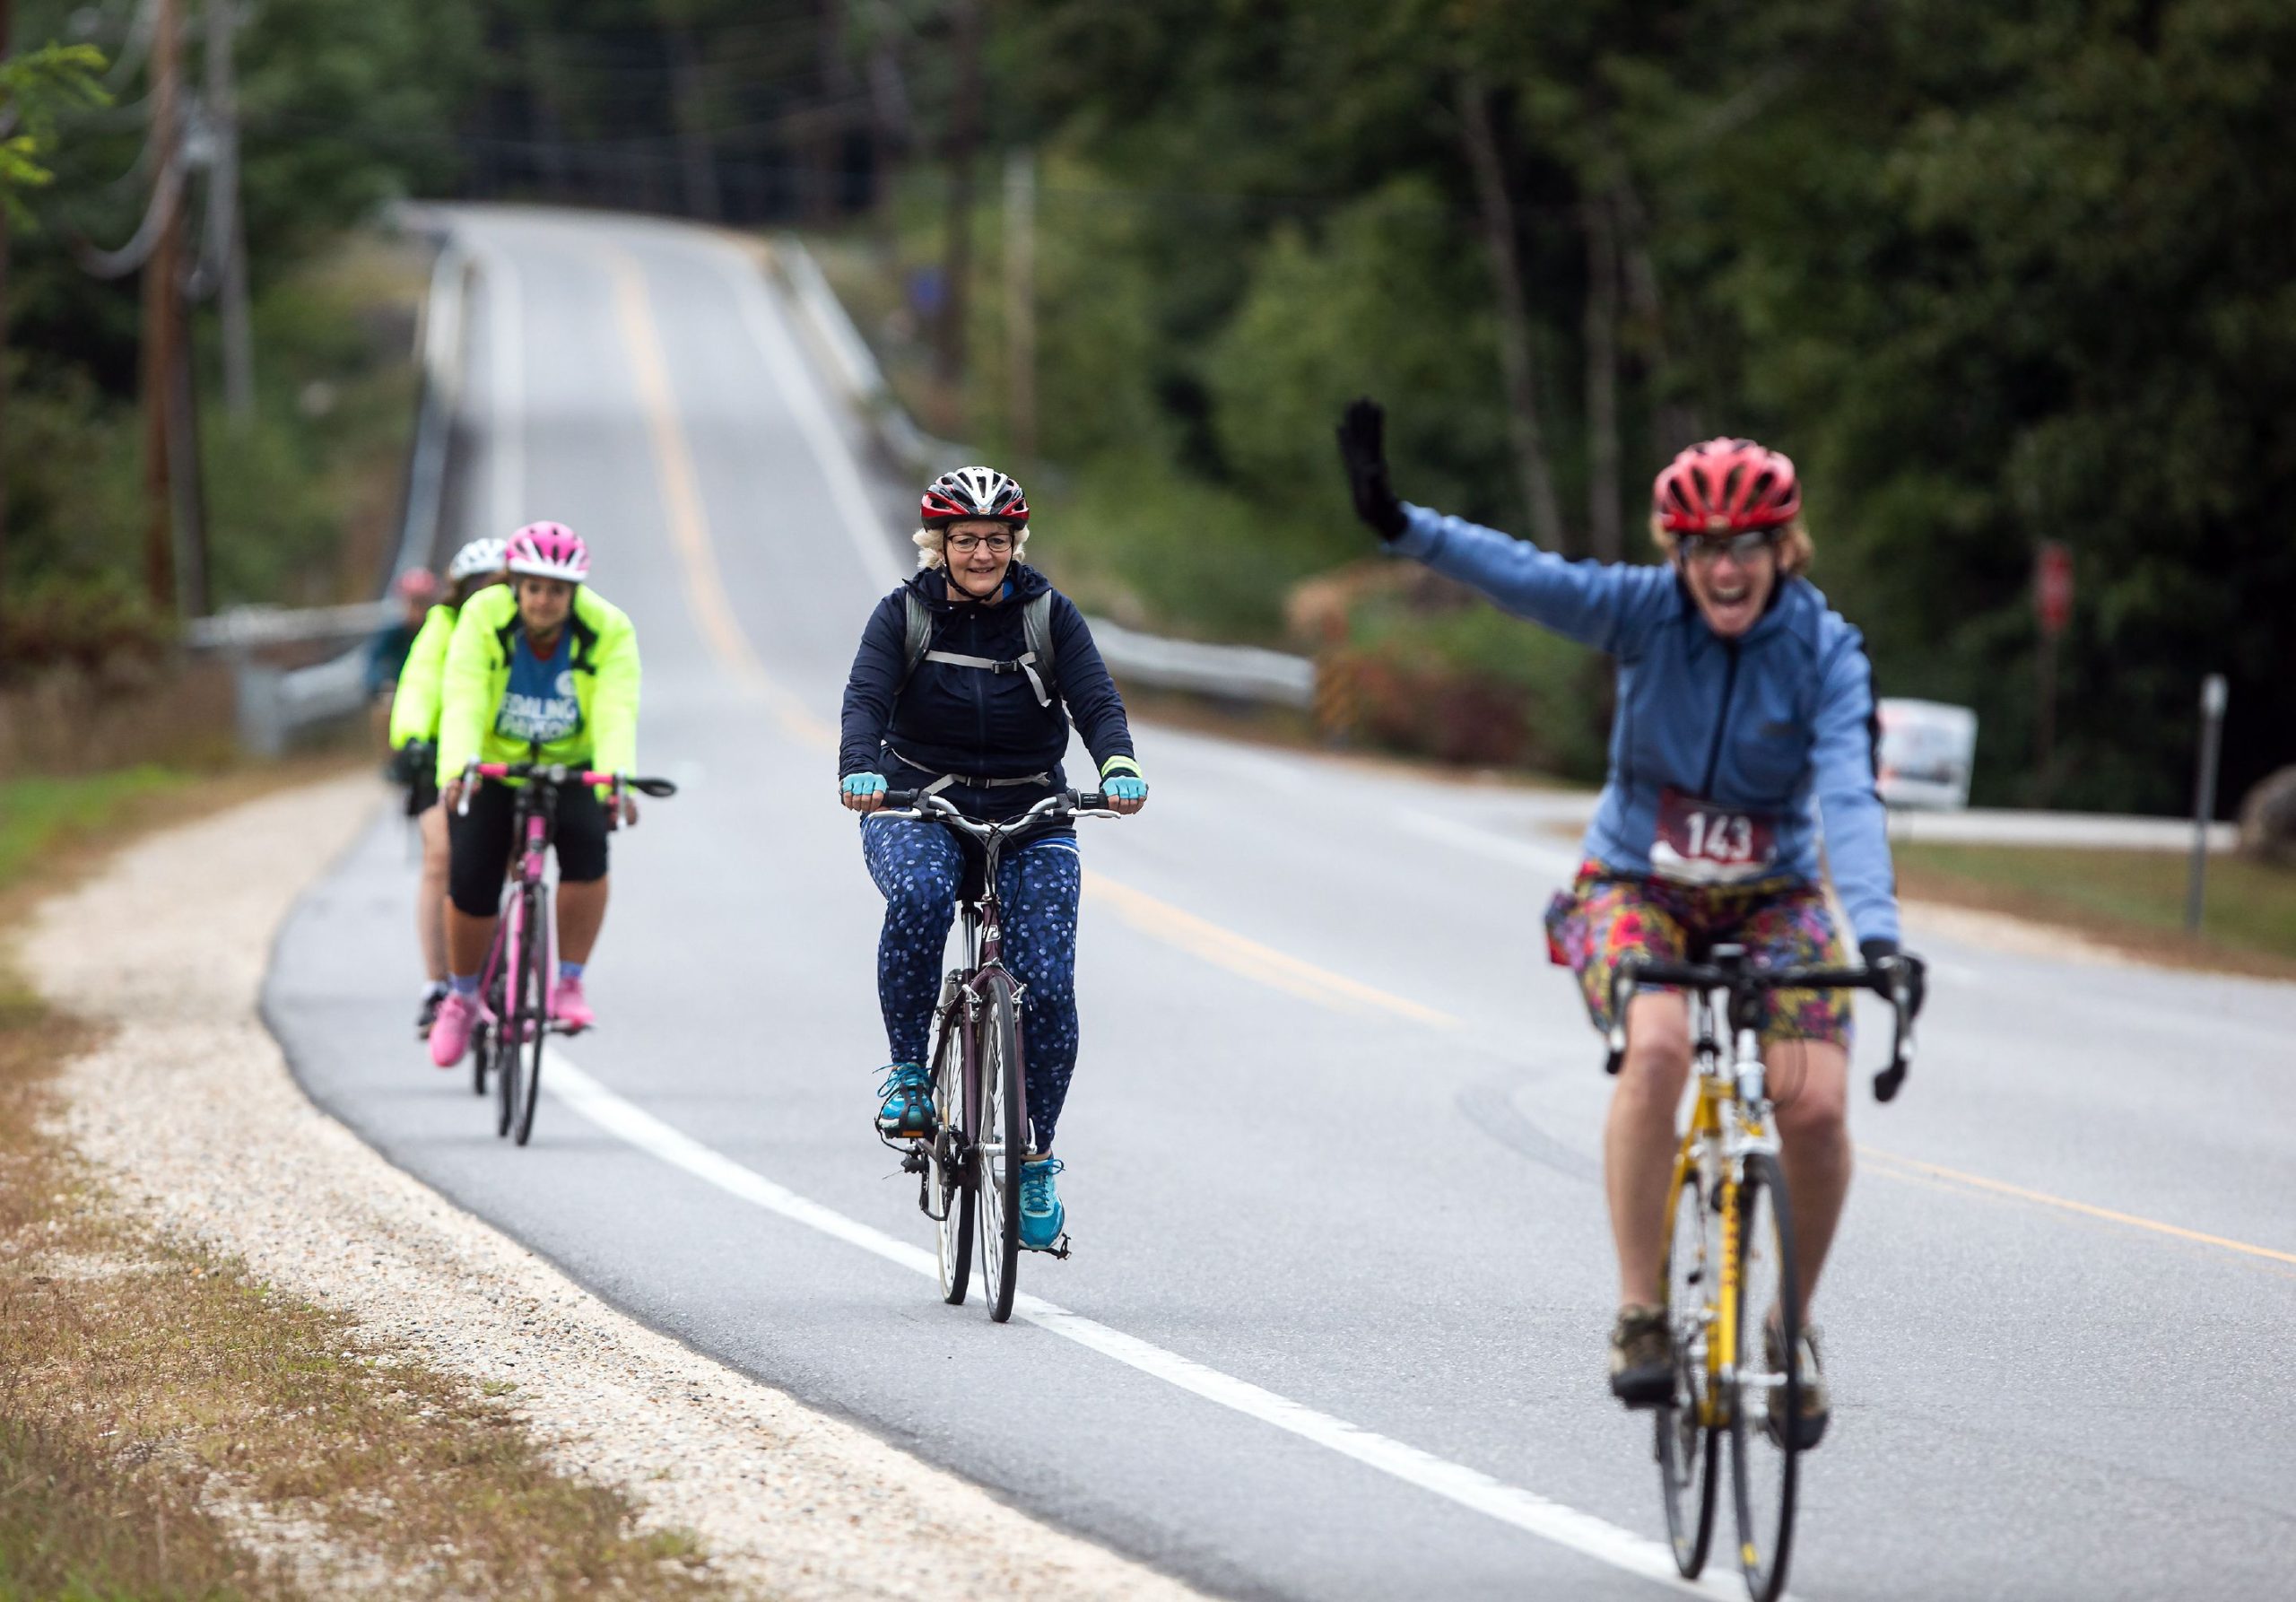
[945,532,1014,555]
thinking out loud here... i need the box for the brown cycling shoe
[1609,1303,1674,1409]
[1763,1319,1829,1450]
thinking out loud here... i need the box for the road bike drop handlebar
[452,759,681,816]
[1602,948,1921,1104]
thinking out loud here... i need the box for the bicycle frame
[1666,991,1784,1427]
[1615,944,1917,1427]
[874,789,1117,1173]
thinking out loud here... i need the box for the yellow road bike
[1605,945,1917,1602]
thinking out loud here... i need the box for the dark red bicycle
[872,788,1118,1322]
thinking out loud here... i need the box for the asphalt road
[267,206,2296,1601]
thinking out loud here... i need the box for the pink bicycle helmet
[505,521,590,583]
[394,567,442,603]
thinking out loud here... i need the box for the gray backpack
[899,589,1057,710]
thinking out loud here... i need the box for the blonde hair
[913,522,1031,570]
[1649,514,1813,578]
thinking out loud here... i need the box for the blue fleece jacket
[839,562,1136,811]
[1394,503,1900,945]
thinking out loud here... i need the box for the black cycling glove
[1335,397,1408,542]
[1859,937,1927,1019]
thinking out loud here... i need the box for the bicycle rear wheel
[975,977,1024,1323]
[1729,1150,1800,1602]
[928,997,974,1305]
[1657,1164,1721,1579]
[512,885,551,1147]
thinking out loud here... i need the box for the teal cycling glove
[841,772,888,800]
[1099,755,1147,803]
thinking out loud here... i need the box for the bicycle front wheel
[492,914,525,1140]
[513,886,551,1147]
[929,1002,974,1305]
[1657,1165,1721,1579]
[1728,1150,1801,1602]
[974,977,1024,1323]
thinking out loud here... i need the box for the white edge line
[712,248,905,591]
[543,1048,1743,1598]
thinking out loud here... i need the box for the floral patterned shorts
[1544,860,1853,1047]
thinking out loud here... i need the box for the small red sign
[2036,543,2074,638]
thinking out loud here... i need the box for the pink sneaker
[550,977,594,1031]
[429,991,479,1068]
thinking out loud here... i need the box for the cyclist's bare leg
[1766,1038,1851,1321]
[1605,991,1692,1308]
[446,908,496,977]
[556,876,608,965]
[417,805,449,983]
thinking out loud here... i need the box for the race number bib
[1649,787,1779,885]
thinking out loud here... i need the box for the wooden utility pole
[0,0,13,649]
[141,0,185,614]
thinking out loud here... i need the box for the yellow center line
[1858,1144,2296,1267]
[604,246,835,754]
[1083,872,1462,1029]
[611,234,2294,1279]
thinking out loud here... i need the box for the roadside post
[2186,673,2228,934]
[2033,541,2073,798]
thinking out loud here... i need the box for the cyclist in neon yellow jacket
[387,537,508,1034]
[429,523,643,1068]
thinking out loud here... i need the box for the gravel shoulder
[27,773,1206,1601]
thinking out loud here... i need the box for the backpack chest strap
[922,648,1052,709]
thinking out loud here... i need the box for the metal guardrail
[187,599,394,652]
[770,234,1319,710]
[212,230,472,754]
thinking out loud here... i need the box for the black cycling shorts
[448,779,609,917]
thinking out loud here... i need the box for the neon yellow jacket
[435,585,640,785]
[387,605,458,750]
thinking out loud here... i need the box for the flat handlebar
[870,788,1119,831]
[454,760,680,816]
[1603,951,1920,1104]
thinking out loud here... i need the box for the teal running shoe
[1018,1155,1066,1251]
[874,1062,933,1140]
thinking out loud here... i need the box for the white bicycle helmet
[448,536,509,581]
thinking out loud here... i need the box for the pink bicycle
[455,760,677,1145]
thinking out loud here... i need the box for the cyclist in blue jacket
[1337,400,1924,1447]
[839,466,1148,1254]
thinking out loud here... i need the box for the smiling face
[1676,530,1780,639]
[516,575,576,637]
[942,518,1016,600]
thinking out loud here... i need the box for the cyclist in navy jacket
[839,466,1147,1253]
[1337,400,1924,1448]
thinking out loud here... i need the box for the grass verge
[1895,841,2296,980]
[0,764,728,1599]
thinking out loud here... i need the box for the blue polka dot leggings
[861,816,1083,1154]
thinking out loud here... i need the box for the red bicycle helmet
[1653,439,1802,535]
[921,466,1029,527]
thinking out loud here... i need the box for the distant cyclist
[367,567,441,700]
[387,536,509,1033]
[838,466,1148,1251]
[1337,401,1924,1447]
[428,523,643,1068]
